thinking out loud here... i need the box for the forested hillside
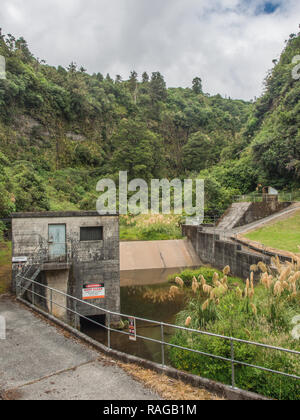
[0,29,299,219]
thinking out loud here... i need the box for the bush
[169,331,300,399]
[168,261,300,400]
[139,222,181,240]
[12,167,50,212]
[79,192,98,210]
[0,184,15,217]
[0,221,5,241]
[168,267,241,287]
[120,214,183,241]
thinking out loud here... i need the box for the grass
[0,241,12,294]
[168,267,243,288]
[244,210,300,253]
[120,214,183,241]
[119,361,222,400]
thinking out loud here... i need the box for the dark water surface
[81,269,187,364]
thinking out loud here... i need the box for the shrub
[168,260,300,400]
[168,267,241,288]
[0,221,5,241]
[120,214,182,241]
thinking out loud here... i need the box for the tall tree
[149,72,167,103]
[142,72,149,83]
[192,77,202,94]
[182,132,214,172]
[129,71,138,104]
[111,119,164,181]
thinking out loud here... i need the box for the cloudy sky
[0,0,299,100]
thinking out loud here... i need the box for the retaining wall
[233,201,292,228]
[182,225,271,279]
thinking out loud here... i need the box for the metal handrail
[233,192,300,203]
[16,274,300,392]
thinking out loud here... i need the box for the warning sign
[82,283,105,300]
[12,257,28,263]
[129,317,136,341]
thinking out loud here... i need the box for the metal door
[48,224,66,262]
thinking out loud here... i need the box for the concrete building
[11,211,120,327]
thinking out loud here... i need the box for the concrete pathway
[0,295,160,400]
[203,203,300,240]
[232,202,300,235]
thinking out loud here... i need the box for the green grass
[120,214,183,241]
[120,225,182,241]
[168,267,243,288]
[244,210,300,253]
[0,241,12,294]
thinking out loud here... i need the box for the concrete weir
[120,239,201,286]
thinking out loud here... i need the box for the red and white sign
[129,317,137,341]
[82,283,105,300]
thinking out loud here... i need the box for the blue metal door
[48,225,66,261]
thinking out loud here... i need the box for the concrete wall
[12,211,120,324]
[182,225,271,279]
[120,239,201,287]
[45,269,69,319]
[120,239,201,271]
[232,201,291,229]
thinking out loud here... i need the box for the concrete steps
[18,267,41,297]
[216,202,252,230]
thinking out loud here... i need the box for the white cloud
[0,0,299,100]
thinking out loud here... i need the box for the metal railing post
[161,323,165,367]
[231,338,235,389]
[108,313,111,349]
[50,289,53,315]
[32,283,34,306]
[16,276,20,298]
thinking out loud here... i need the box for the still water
[81,268,187,364]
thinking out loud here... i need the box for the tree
[128,71,138,104]
[0,184,15,217]
[0,152,15,217]
[68,62,77,74]
[105,73,113,83]
[111,119,164,181]
[149,72,167,103]
[115,74,122,83]
[142,72,149,83]
[13,167,50,212]
[192,77,202,94]
[183,132,214,172]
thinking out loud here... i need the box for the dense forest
[0,28,299,219]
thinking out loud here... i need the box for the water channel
[81,267,190,364]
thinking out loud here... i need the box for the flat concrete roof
[11,211,119,218]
